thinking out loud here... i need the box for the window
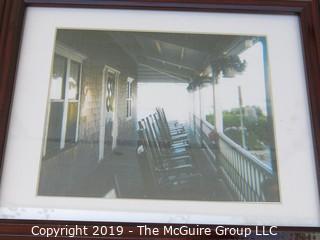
[126,77,134,118]
[50,54,67,100]
[43,44,85,157]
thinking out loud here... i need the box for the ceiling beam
[143,55,199,74]
[140,63,188,83]
[154,40,162,55]
[180,47,185,61]
[109,32,141,64]
[140,58,193,81]
[138,34,215,55]
[113,33,206,75]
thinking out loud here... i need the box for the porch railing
[193,115,216,161]
[219,134,273,201]
[193,114,274,201]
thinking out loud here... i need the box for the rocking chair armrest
[168,155,192,161]
[169,127,185,133]
[171,139,189,145]
[171,133,188,139]
[171,140,189,145]
[155,163,193,172]
[170,147,188,154]
[159,172,202,186]
[170,144,189,150]
[164,160,193,169]
[170,137,188,143]
[161,151,189,158]
[170,130,187,136]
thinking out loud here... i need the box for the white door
[99,66,120,161]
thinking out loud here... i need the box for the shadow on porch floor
[67,135,234,201]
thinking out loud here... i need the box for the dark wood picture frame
[0,0,320,239]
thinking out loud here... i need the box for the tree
[206,106,274,151]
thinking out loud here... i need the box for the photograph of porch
[38,29,280,202]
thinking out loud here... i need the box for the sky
[137,41,268,122]
[217,41,268,115]
[137,82,190,122]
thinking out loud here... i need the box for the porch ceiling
[57,29,254,83]
[110,31,253,82]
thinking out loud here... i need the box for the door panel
[65,102,78,147]
[46,102,64,156]
[104,70,116,153]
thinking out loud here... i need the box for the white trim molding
[55,42,87,63]
[99,65,121,161]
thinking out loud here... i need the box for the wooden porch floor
[66,133,234,201]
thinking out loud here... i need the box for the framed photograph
[0,0,320,238]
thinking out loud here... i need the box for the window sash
[126,79,133,118]
[44,52,83,157]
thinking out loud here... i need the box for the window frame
[126,77,134,120]
[42,43,86,157]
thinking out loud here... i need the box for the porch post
[211,65,223,134]
[259,38,278,174]
[192,90,196,136]
[198,86,204,147]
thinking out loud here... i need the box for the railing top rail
[202,119,215,130]
[191,114,273,175]
[193,115,215,129]
[219,133,273,175]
